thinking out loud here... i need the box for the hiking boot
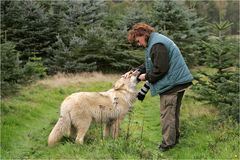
[158,143,175,152]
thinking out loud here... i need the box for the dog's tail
[48,114,71,147]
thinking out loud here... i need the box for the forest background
[1,0,239,122]
[1,0,239,159]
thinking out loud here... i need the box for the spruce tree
[193,21,239,122]
[46,0,107,73]
[47,0,142,73]
[150,0,208,66]
[119,2,151,29]
[1,42,22,96]
[62,0,107,39]
[1,1,57,62]
[47,25,141,74]
[47,31,102,73]
[111,2,151,70]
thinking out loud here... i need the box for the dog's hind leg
[70,126,77,139]
[75,117,92,144]
[48,115,71,147]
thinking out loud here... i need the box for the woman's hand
[138,74,146,81]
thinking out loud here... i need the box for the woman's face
[135,36,147,48]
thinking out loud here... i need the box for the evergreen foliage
[119,2,151,30]
[187,0,239,35]
[45,1,108,73]
[193,21,239,122]
[46,1,143,74]
[194,70,239,122]
[150,0,208,66]
[23,54,47,80]
[61,0,106,40]
[1,42,47,97]
[1,1,56,62]
[1,0,238,108]
[1,42,22,96]
[47,27,141,74]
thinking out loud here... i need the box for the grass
[1,73,239,159]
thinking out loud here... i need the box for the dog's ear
[114,81,124,90]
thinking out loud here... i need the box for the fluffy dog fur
[48,72,138,146]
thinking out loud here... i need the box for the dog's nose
[132,70,140,76]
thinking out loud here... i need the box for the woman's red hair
[127,23,155,43]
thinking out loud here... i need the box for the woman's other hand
[138,74,146,81]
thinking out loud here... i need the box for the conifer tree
[150,0,208,66]
[47,0,142,73]
[111,2,151,70]
[1,1,57,62]
[1,42,22,96]
[193,21,239,122]
[47,26,141,74]
[62,0,106,39]
[46,0,109,73]
[119,2,151,29]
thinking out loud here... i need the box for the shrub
[1,42,46,97]
[1,42,23,96]
[192,21,239,122]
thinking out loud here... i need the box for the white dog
[48,71,139,146]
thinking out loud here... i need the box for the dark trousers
[160,91,185,146]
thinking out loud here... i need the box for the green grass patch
[1,80,239,159]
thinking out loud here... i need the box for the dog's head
[114,70,140,92]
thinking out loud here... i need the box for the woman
[126,22,193,151]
